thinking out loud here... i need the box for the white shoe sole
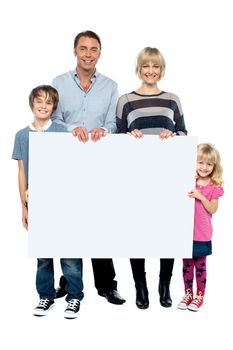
[187,305,199,312]
[177,304,188,310]
[64,312,78,319]
[33,303,54,316]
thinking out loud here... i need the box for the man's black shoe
[55,276,67,299]
[98,290,126,305]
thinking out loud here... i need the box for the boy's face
[32,92,54,121]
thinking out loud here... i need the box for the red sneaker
[177,289,193,310]
[188,290,204,312]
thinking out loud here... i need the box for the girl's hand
[188,188,203,200]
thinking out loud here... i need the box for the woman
[116,47,187,309]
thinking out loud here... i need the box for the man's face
[74,36,101,73]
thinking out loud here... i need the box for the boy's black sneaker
[64,299,80,319]
[33,298,54,316]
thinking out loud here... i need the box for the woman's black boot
[158,278,172,307]
[135,280,149,309]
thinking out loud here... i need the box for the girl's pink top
[193,182,224,241]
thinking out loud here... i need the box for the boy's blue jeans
[36,258,84,301]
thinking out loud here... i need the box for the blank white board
[28,133,197,258]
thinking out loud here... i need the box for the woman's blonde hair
[135,47,166,80]
[197,143,223,186]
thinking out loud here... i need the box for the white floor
[2,248,232,350]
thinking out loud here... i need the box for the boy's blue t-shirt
[12,121,67,185]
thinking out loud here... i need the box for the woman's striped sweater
[116,91,187,135]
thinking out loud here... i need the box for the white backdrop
[1,0,232,349]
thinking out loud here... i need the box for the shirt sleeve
[116,94,129,133]
[51,78,67,128]
[12,132,22,160]
[172,94,188,136]
[211,186,224,199]
[102,82,118,133]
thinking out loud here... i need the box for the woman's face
[140,61,161,85]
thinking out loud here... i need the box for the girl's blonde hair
[135,47,166,80]
[197,143,223,186]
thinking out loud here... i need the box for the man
[52,30,125,305]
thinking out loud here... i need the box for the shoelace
[191,294,203,306]
[38,298,51,307]
[67,299,80,311]
[182,290,193,303]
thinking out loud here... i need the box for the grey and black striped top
[116,91,187,135]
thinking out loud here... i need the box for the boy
[12,85,84,319]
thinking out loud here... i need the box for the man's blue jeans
[36,258,84,301]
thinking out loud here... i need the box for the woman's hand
[129,129,144,138]
[159,129,176,139]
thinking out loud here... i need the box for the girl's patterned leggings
[182,256,207,292]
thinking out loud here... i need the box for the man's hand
[72,127,89,143]
[91,128,107,142]
[72,127,107,142]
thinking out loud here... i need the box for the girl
[178,143,224,311]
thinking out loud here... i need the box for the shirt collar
[73,68,98,81]
[29,119,52,131]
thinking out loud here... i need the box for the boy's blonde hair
[197,143,223,186]
[135,47,166,80]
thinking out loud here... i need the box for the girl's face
[196,158,214,178]
[140,61,161,85]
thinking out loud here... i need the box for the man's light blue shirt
[52,70,118,133]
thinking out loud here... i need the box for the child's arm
[188,188,218,214]
[18,160,28,230]
[21,205,28,231]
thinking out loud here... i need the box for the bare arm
[18,160,28,230]
[188,189,218,214]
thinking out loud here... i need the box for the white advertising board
[28,133,197,258]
